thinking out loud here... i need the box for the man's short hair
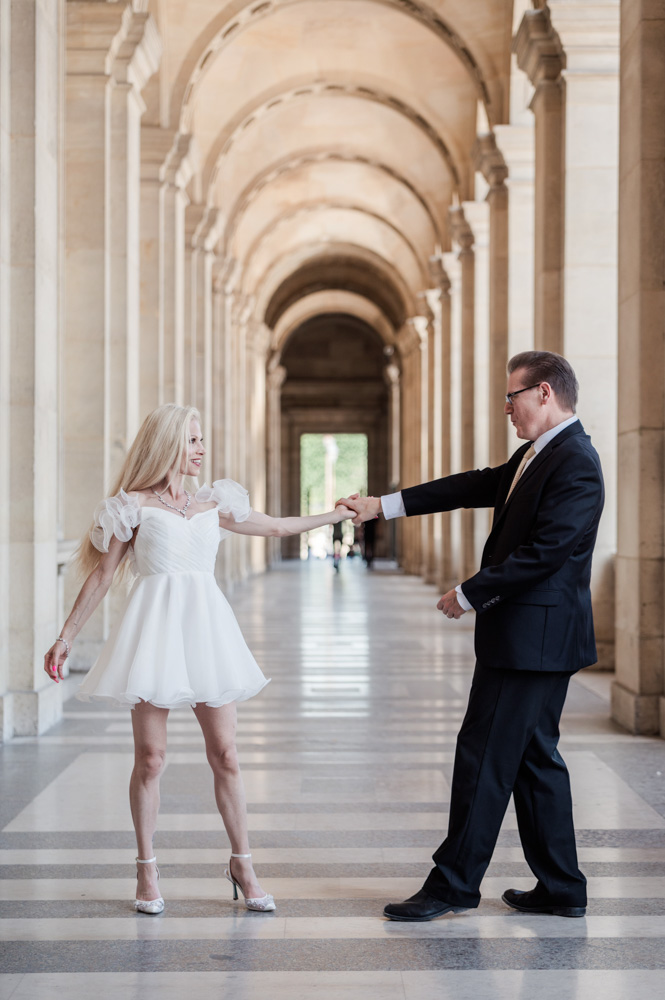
[507,351,578,412]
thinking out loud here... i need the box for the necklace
[152,488,192,518]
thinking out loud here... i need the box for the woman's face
[182,419,205,476]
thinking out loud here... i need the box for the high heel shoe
[134,856,164,915]
[224,852,276,911]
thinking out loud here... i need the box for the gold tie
[505,445,536,503]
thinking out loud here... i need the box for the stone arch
[171,0,497,133]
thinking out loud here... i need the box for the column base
[611,681,661,736]
[0,683,64,741]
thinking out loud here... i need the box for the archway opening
[300,432,368,560]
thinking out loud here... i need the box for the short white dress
[76,480,270,710]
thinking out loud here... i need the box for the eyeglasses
[505,383,541,406]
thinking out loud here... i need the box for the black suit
[401,420,604,907]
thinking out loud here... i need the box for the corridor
[1,559,664,997]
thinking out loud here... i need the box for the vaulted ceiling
[148,0,516,337]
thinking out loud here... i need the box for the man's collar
[533,415,579,455]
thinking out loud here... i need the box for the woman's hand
[334,504,355,521]
[44,640,69,684]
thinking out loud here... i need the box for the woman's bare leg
[193,701,266,900]
[130,700,169,901]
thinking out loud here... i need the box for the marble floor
[1,559,664,999]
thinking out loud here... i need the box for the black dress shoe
[383,888,468,922]
[502,888,586,918]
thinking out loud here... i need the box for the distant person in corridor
[338,351,604,921]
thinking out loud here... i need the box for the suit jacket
[401,421,604,673]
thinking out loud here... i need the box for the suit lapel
[491,420,585,531]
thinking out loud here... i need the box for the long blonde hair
[75,403,202,579]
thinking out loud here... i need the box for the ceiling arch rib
[208,92,457,234]
[272,290,397,354]
[170,0,498,133]
[222,150,443,255]
[202,80,463,199]
[241,204,429,297]
[260,246,414,331]
[229,164,439,270]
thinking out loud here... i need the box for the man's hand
[336,495,381,526]
[437,589,468,620]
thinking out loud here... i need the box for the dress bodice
[89,479,252,577]
[134,507,220,576]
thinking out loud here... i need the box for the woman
[44,403,353,915]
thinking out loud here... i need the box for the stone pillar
[412,313,430,581]
[463,196,491,562]
[612,0,665,735]
[443,249,463,585]
[266,360,287,566]
[450,207,476,582]
[63,2,159,667]
[188,207,220,483]
[474,134,510,467]
[493,122,536,458]
[514,7,566,353]
[0,0,63,739]
[163,134,194,406]
[396,322,422,575]
[427,262,454,593]
[424,263,447,586]
[384,361,401,562]
[547,0,620,671]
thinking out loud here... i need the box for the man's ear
[540,381,553,402]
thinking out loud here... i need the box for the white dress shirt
[380,415,579,611]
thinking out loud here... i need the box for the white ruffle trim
[90,490,142,552]
[195,479,252,522]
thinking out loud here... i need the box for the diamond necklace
[151,488,192,518]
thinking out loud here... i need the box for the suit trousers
[423,661,587,908]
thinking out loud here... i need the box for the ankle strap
[230,852,252,858]
[136,856,157,864]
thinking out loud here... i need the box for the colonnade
[0,0,664,741]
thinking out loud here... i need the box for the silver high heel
[224,852,276,911]
[134,856,164,915]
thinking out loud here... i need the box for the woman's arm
[44,534,131,683]
[220,504,354,538]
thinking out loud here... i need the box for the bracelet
[56,636,71,658]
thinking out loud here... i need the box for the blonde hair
[75,403,202,580]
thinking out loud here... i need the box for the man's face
[504,370,549,441]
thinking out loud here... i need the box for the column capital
[111,11,162,94]
[165,132,197,190]
[190,206,221,252]
[140,126,177,182]
[66,1,130,75]
[267,361,287,390]
[449,206,474,255]
[428,255,451,295]
[384,362,401,388]
[513,8,566,88]
[472,133,509,191]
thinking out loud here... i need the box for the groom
[339,351,604,921]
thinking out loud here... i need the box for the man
[339,351,603,921]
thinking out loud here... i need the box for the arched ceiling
[149,0,515,331]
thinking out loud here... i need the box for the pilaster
[514,7,566,353]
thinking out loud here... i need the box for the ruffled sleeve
[195,479,252,522]
[90,490,142,553]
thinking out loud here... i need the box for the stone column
[384,361,401,563]
[514,7,566,353]
[266,360,287,566]
[188,207,220,483]
[547,0,620,671]
[450,207,476,582]
[443,249,463,585]
[64,2,159,666]
[612,0,665,735]
[0,0,63,739]
[162,134,194,407]
[424,264,446,586]
[474,134,510,467]
[427,262,454,593]
[396,322,422,575]
[413,312,431,581]
[493,122,535,458]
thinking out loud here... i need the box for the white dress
[76,480,270,710]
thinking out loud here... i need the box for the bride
[44,403,353,915]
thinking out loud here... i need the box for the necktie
[505,445,536,504]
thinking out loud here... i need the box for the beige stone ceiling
[149,0,515,329]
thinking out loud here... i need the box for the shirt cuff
[380,492,406,520]
[455,585,473,612]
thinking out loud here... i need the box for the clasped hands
[335,494,467,620]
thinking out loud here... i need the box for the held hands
[437,589,468,620]
[335,494,381,526]
[334,504,355,522]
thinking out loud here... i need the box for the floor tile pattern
[1,559,664,998]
